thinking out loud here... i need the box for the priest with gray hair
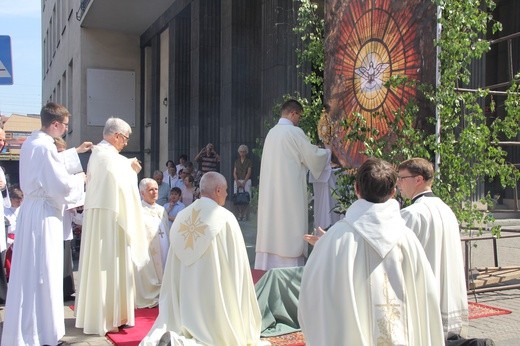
[133,178,170,308]
[75,117,148,336]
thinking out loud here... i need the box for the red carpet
[262,332,305,346]
[468,301,512,320]
[261,301,514,345]
[252,268,267,284]
[76,274,510,346]
[106,307,158,346]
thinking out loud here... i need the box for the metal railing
[454,32,520,209]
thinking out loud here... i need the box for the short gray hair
[199,172,226,196]
[152,170,163,178]
[139,178,157,192]
[238,144,248,154]
[103,117,132,137]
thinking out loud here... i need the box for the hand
[303,227,326,246]
[76,141,93,153]
[0,180,5,191]
[75,172,87,182]
[131,158,142,173]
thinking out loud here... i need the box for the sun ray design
[327,0,433,167]
[178,208,207,249]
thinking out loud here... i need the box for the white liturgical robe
[75,142,148,336]
[309,164,341,229]
[255,119,330,270]
[135,200,169,308]
[0,167,10,254]
[298,199,444,346]
[141,197,262,346]
[1,131,84,346]
[401,195,469,337]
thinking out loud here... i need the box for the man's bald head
[199,172,228,206]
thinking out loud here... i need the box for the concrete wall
[42,0,83,146]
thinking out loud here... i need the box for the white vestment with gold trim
[141,197,262,346]
[298,199,444,345]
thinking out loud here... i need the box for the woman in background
[181,175,198,207]
[233,144,252,221]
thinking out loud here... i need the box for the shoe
[119,324,134,329]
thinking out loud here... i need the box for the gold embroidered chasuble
[141,197,262,345]
[298,199,444,345]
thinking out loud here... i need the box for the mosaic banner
[325,0,436,166]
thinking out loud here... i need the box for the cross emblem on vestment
[179,208,207,249]
[375,273,402,344]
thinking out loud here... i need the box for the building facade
[42,0,309,183]
[42,0,519,212]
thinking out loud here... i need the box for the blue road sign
[0,35,13,85]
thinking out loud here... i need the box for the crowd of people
[0,99,480,345]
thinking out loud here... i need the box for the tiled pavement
[464,222,520,346]
[1,212,519,345]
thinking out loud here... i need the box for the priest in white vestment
[141,172,263,346]
[255,99,330,270]
[298,158,444,345]
[1,103,90,346]
[55,136,88,301]
[135,178,170,308]
[0,128,11,304]
[398,158,469,338]
[75,117,149,336]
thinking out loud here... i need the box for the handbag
[234,187,250,205]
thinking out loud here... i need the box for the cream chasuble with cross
[298,199,444,346]
[141,197,262,346]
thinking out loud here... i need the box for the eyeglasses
[397,175,418,181]
[118,133,130,141]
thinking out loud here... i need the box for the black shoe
[119,324,134,329]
